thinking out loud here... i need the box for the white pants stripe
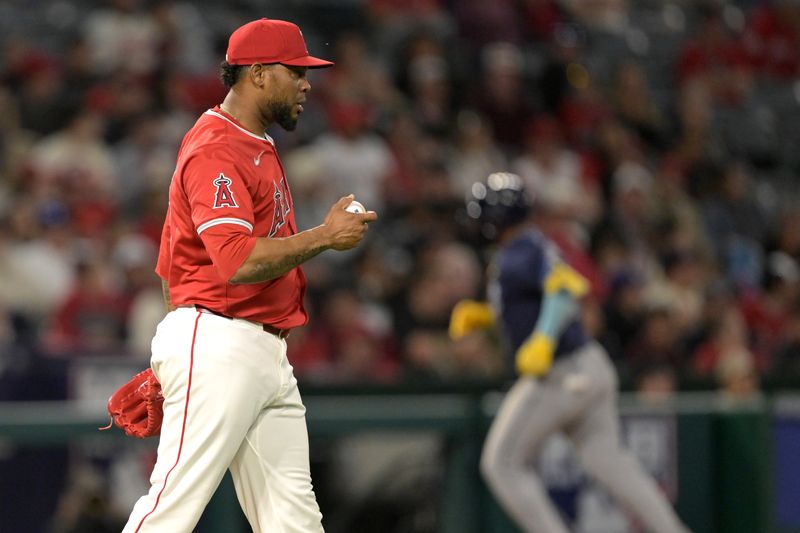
[133,310,201,532]
[123,307,324,533]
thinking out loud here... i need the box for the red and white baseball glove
[100,368,164,438]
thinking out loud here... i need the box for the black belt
[191,305,291,339]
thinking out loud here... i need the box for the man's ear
[248,63,266,88]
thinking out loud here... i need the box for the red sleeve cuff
[198,229,258,282]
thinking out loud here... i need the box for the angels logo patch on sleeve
[212,173,239,209]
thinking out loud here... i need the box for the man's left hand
[515,334,555,376]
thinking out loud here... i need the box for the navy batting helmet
[465,172,530,240]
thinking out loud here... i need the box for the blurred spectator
[43,260,129,355]
[7,44,70,136]
[596,150,660,278]
[715,344,760,401]
[471,42,535,150]
[156,71,199,142]
[407,53,455,137]
[740,251,800,367]
[700,160,773,290]
[84,0,161,76]
[354,239,413,304]
[0,207,75,321]
[61,37,99,113]
[674,79,727,176]
[0,87,36,199]
[131,186,168,247]
[28,109,116,197]
[590,226,630,279]
[634,363,677,404]
[773,208,800,261]
[682,280,737,359]
[770,301,800,380]
[520,0,570,43]
[447,110,508,196]
[85,70,157,143]
[402,328,453,381]
[743,0,800,80]
[453,0,523,48]
[649,154,713,259]
[600,268,646,363]
[691,305,757,379]
[430,241,483,304]
[562,0,629,34]
[367,0,454,65]
[579,295,605,338]
[645,249,707,334]
[316,288,398,384]
[450,330,504,380]
[412,152,459,207]
[0,304,18,376]
[286,315,331,380]
[394,241,481,342]
[676,2,751,100]
[149,0,215,75]
[125,286,163,360]
[290,289,397,384]
[612,61,668,151]
[537,23,588,115]
[321,32,404,117]
[513,115,602,236]
[112,233,161,359]
[112,114,176,214]
[626,306,683,372]
[557,71,611,151]
[393,30,449,101]
[381,111,435,206]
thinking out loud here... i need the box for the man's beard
[268,100,297,131]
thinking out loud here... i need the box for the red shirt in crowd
[745,6,800,79]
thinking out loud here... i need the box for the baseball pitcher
[122,18,377,533]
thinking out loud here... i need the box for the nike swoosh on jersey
[254,150,265,166]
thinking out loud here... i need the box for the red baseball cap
[226,18,334,69]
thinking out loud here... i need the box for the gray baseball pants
[481,342,690,533]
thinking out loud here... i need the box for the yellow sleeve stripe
[543,263,589,297]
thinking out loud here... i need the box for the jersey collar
[206,107,275,146]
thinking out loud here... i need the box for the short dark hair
[220,60,246,89]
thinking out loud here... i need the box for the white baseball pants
[123,307,324,533]
[481,342,690,533]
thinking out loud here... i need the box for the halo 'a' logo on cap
[297,29,309,53]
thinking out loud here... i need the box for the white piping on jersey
[205,110,275,146]
[197,217,254,235]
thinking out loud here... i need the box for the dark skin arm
[161,278,173,311]
[229,195,377,284]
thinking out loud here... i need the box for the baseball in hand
[345,200,366,214]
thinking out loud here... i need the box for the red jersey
[156,106,308,329]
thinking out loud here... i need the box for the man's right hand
[449,299,494,339]
[323,195,378,251]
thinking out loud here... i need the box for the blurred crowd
[1,0,800,407]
